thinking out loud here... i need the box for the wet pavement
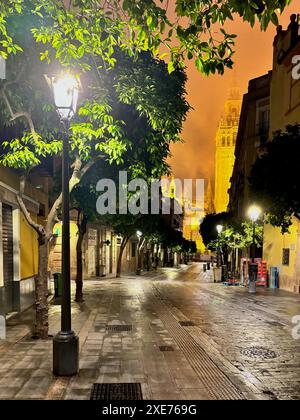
[0,263,299,400]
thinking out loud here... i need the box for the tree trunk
[116,236,128,278]
[34,235,49,339]
[75,214,87,302]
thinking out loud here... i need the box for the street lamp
[216,224,223,235]
[47,72,80,376]
[247,204,262,294]
[216,224,223,268]
[136,231,142,275]
[247,205,262,262]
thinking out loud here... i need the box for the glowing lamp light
[216,224,223,234]
[136,230,143,238]
[248,205,262,223]
[45,72,80,121]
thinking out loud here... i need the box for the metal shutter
[2,203,14,285]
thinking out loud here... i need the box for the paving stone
[0,265,299,400]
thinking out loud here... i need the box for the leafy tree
[249,124,300,233]
[208,221,263,269]
[199,212,232,248]
[0,5,188,338]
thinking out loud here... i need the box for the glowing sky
[169,3,299,184]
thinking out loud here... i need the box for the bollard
[203,263,207,272]
[249,263,258,294]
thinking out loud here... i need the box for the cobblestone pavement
[0,263,299,400]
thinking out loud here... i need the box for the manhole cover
[90,383,143,400]
[159,345,174,352]
[106,325,132,332]
[241,347,277,359]
[179,320,195,327]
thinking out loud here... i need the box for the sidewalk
[0,264,299,400]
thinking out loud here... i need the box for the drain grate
[159,345,174,352]
[106,325,132,332]
[90,383,143,400]
[241,346,277,359]
[179,320,195,327]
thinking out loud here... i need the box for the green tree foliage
[0,0,292,75]
[199,212,232,247]
[200,212,263,268]
[249,125,300,233]
[208,221,263,253]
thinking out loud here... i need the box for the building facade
[229,15,300,293]
[263,15,300,293]
[214,83,242,213]
[0,166,48,315]
[228,73,271,219]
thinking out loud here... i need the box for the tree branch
[0,89,39,142]
[16,194,45,237]
[45,155,97,237]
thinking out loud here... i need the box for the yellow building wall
[50,221,78,278]
[263,219,300,293]
[262,29,300,293]
[183,222,205,253]
[20,213,38,280]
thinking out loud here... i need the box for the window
[282,248,290,266]
[256,99,270,141]
[227,137,231,146]
[222,137,225,147]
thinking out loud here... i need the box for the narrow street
[0,264,299,400]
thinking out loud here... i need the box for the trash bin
[99,264,106,277]
[53,273,62,298]
[213,267,222,282]
[249,263,258,294]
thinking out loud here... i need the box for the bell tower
[214,79,241,213]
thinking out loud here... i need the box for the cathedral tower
[214,80,241,213]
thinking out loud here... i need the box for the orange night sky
[168,2,299,184]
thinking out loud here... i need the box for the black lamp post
[136,230,142,275]
[247,204,262,294]
[216,224,223,268]
[46,72,80,376]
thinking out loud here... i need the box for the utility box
[213,267,222,283]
